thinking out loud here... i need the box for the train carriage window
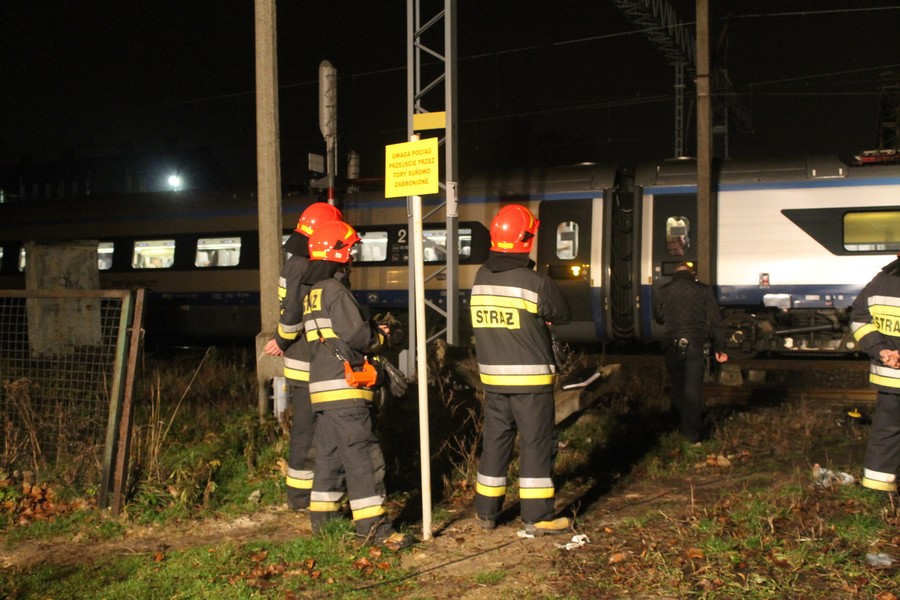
[844,211,900,252]
[421,228,473,263]
[460,228,473,259]
[422,230,447,262]
[98,242,114,270]
[133,239,175,269]
[354,231,389,263]
[195,237,242,267]
[665,216,690,256]
[556,221,579,260]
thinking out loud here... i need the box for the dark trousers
[285,383,316,510]
[475,391,556,524]
[664,342,706,442]
[310,406,387,537]
[862,391,900,492]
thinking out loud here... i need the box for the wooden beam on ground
[555,364,622,424]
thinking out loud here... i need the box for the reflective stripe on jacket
[276,254,313,383]
[851,275,900,392]
[470,254,569,394]
[303,278,382,409]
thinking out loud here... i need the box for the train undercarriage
[721,307,859,358]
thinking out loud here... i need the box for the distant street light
[167,174,183,190]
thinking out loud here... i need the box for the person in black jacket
[264,202,343,511]
[470,204,572,537]
[654,262,728,443]
[302,220,414,549]
[850,253,900,494]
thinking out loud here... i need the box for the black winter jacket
[653,270,725,352]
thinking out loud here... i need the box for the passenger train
[1,155,898,355]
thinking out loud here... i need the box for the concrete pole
[696,0,712,284]
[255,0,284,420]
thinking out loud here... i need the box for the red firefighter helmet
[295,202,343,237]
[490,204,539,253]
[308,220,360,264]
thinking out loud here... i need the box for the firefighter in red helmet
[470,204,572,536]
[264,202,343,511]
[851,252,900,494]
[302,221,415,548]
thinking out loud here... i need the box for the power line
[748,64,900,89]
[725,6,900,20]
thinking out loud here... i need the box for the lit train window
[459,228,473,259]
[133,239,175,269]
[844,211,900,252]
[354,231,389,263]
[665,216,690,256]
[18,246,26,272]
[556,221,579,259]
[421,228,473,263]
[0,246,3,269]
[195,237,242,267]
[98,242,114,270]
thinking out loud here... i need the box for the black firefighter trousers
[285,382,316,510]
[309,405,388,538]
[863,390,900,493]
[475,391,557,525]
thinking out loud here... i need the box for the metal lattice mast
[609,0,751,157]
[406,0,459,356]
[876,72,899,152]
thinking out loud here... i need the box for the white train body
[2,156,898,354]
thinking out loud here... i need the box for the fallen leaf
[686,548,705,560]
[608,552,628,564]
[353,557,374,573]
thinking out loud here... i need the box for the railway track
[704,385,876,410]
[586,353,877,410]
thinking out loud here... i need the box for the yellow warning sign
[384,137,439,198]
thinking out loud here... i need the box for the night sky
[2,1,898,188]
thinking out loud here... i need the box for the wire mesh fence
[0,289,139,497]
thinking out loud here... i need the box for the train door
[647,193,697,340]
[603,185,639,342]
[536,199,599,342]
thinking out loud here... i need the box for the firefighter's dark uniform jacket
[470,253,570,393]
[275,232,313,383]
[470,252,570,524]
[850,256,900,492]
[302,261,389,536]
[653,269,726,352]
[302,268,384,409]
[272,232,316,508]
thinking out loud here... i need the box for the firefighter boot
[524,516,571,537]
